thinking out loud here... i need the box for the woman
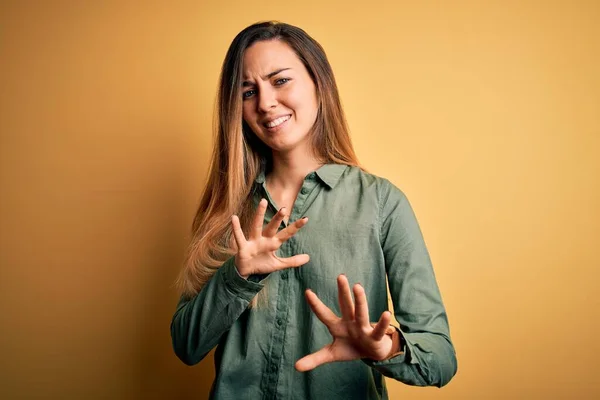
[171,21,457,399]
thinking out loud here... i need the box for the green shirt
[171,164,457,399]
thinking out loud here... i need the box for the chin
[270,136,310,153]
[266,142,295,153]
[254,126,312,153]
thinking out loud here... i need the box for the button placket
[290,179,318,223]
[264,238,292,396]
[261,177,317,397]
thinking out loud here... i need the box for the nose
[257,86,277,113]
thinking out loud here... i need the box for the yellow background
[1,1,599,399]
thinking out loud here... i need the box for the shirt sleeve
[363,179,458,387]
[170,256,265,366]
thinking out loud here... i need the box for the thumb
[295,345,334,372]
[281,254,310,268]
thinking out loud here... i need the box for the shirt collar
[254,163,348,189]
[314,164,347,189]
[255,169,266,184]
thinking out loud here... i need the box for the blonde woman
[171,21,457,399]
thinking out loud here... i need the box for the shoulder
[341,165,407,203]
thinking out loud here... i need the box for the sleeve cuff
[220,257,264,302]
[363,326,410,367]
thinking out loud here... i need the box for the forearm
[170,257,264,365]
[376,180,458,387]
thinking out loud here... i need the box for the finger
[250,199,268,240]
[231,215,247,248]
[337,275,355,321]
[305,289,338,326]
[278,254,310,269]
[353,284,371,328]
[295,345,335,372]
[371,311,392,341]
[275,216,308,242]
[263,207,287,237]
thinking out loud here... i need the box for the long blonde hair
[177,21,361,299]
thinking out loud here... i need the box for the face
[241,39,319,154]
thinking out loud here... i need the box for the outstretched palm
[232,198,309,278]
[295,275,395,371]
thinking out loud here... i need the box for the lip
[263,114,291,133]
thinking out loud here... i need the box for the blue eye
[243,90,255,99]
[275,78,290,85]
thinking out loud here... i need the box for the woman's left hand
[295,274,396,371]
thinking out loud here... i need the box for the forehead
[242,40,304,77]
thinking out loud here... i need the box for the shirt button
[270,364,277,373]
[276,318,283,326]
[281,270,288,280]
[300,187,309,195]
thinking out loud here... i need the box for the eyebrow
[242,68,291,87]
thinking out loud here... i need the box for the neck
[267,147,324,189]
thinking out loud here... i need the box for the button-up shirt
[171,164,457,399]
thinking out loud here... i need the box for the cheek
[288,87,317,119]
[299,90,319,123]
[242,103,251,121]
[242,103,257,126]
[301,83,319,115]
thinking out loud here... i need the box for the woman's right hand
[232,198,310,279]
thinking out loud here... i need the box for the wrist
[233,257,250,280]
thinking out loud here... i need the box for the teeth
[265,115,290,128]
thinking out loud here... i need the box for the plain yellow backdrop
[1,1,599,399]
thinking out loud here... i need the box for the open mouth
[264,115,291,130]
